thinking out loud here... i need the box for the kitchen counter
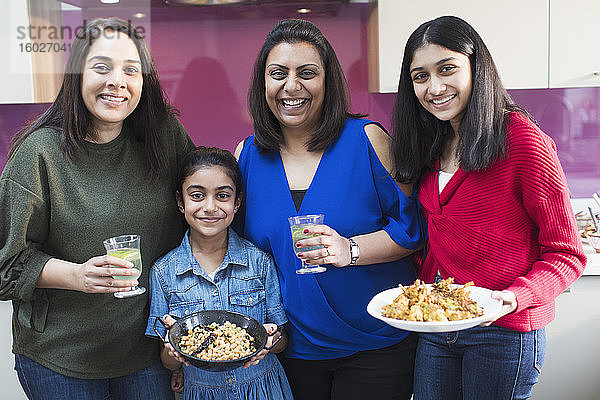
[571,197,599,275]
[582,242,600,275]
[532,194,600,399]
[531,272,600,400]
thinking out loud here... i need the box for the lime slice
[121,250,140,264]
[109,249,141,280]
[110,249,138,261]
[292,229,306,242]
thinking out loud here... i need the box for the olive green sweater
[0,117,195,378]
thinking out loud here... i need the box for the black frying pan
[154,310,280,372]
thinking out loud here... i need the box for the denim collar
[174,227,249,276]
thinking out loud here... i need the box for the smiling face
[265,41,325,135]
[177,166,240,243]
[410,43,472,133]
[81,31,143,136]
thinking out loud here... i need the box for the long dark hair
[391,15,532,184]
[8,17,176,179]
[248,19,362,152]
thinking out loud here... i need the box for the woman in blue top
[145,146,293,400]
[235,19,423,400]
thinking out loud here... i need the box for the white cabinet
[549,0,600,88]
[368,0,549,93]
[530,275,600,400]
[1,0,63,104]
[529,198,600,398]
[2,0,34,103]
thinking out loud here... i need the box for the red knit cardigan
[418,112,586,332]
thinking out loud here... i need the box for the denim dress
[145,228,292,400]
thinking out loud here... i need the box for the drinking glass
[288,214,326,274]
[103,234,146,298]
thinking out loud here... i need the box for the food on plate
[575,211,598,238]
[178,321,256,361]
[580,223,596,239]
[381,278,483,322]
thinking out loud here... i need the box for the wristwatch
[348,238,360,266]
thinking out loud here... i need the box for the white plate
[367,284,503,333]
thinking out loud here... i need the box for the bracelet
[348,238,360,266]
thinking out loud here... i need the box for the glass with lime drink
[103,234,146,298]
[288,214,326,274]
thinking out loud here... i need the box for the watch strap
[348,238,359,266]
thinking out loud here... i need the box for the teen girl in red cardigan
[391,16,586,400]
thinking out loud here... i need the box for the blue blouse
[237,118,423,360]
[145,228,292,400]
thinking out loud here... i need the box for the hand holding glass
[288,214,326,274]
[103,234,146,298]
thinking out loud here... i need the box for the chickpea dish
[178,321,257,361]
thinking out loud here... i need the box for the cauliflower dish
[381,278,483,322]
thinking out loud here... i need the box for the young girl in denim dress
[145,146,293,400]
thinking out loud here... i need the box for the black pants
[279,333,417,400]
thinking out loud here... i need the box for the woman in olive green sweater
[0,18,195,399]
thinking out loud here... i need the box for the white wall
[0,302,27,399]
[1,0,34,104]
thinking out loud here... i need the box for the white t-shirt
[437,170,456,279]
[438,170,455,193]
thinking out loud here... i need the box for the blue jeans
[14,354,174,400]
[414,325,545,400]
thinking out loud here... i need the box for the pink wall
[149,4,380,152]
[1,3,598,196]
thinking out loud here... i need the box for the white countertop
[571,197,600,276]
[582,243,600,275]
